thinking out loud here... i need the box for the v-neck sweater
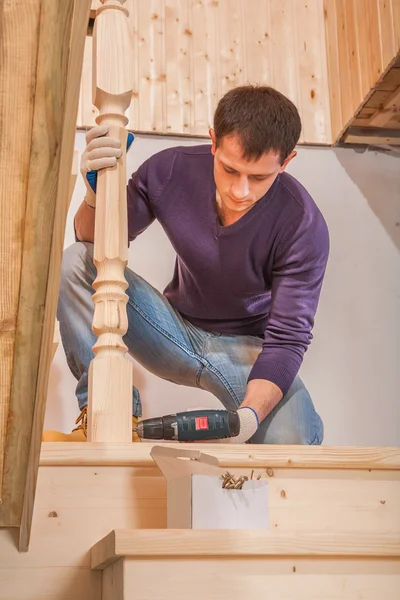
[127,144,329,394]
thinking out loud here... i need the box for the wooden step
[91,529,400,600]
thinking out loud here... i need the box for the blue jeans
[57,242,324,445]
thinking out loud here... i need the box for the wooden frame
[0,0,91,549]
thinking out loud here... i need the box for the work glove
[80,125,134,207]
[227,407,259,444]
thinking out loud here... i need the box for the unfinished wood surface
[0,0,41,514]
[1,459,399,598]
[118,556,400,600]
[0,0,91,534]
[15,0,92,551]
[78,0,332,143]
[87,0,134,443]
[324,0,400,141]
[39,442,400,469]
[368,85,400,127]
[92,529,400,570]
[0,567,100,600]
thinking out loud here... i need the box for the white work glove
[80,125,130,208]
[227,407,259,444]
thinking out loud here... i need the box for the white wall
[44,131,400,446]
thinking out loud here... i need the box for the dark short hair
[213,85,302,164]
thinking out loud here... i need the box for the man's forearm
[241,379,283,422]
[74,200,95,243]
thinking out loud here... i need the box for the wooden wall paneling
[393,0,400,50]
[270,0,303,142]
[366,0,385,86]
[216,0,246,98]
[136,0,167,133]
[378,0,397,70]
[241,0,273,86]
[0,0,41,503]
[354,0,373,100]
[334,0,355,128]
[191,0,219,135]
[294,0,332,144]
[165,0,194,134]
[323,0,344,141]
[345,0,363,115]
[121,556,400,600]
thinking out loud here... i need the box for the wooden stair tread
[91,529,400,570]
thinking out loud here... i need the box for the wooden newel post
[87,0,134,442]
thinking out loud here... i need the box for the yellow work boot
[43,408,141,442]
[42,407,87,442]
[132,415,141,443]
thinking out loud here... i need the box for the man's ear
[279,150,297,173]
[209,128,217,155]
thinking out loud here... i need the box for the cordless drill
[132,408,240,442]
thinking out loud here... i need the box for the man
[43,85,329,444]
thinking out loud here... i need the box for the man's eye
[252,175,268,181]
[223,166,236,174]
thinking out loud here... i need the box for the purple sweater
[127,144,329,394]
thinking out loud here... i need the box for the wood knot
[48,511,58,518]
[266,468,274,477]
[310,89,316,99]
[280,489,287,499]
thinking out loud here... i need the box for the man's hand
[80,125,134,207]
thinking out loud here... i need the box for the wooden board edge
[14,0,92,550]
[91,529,400,570]
[39,442,400,470]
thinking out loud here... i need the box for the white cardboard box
[151,445,269,529]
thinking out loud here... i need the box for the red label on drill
[195,416,209,430]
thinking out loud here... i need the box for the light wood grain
[0,0,90,534]
[14,0,92,550]
[0,567,100,600]
[368,85,400,126]
[78,0,332,144]
[122,557,400,600]
[92,529,400,569]
[87,0,134,443]
[39,442,400,469]
[102,559,124,600]
[0,0,40,512]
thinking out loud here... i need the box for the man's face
[210,130,295,218]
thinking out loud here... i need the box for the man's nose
[231,175,249,199]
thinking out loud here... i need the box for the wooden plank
[345,0,362,113]
[365,88,397,108]
[136,0,167,133]
[366,0,385,85]
[270,0,301,135]
[368,85,400,125]
[323,0,344,140]
[191,0,219,135]
[0,463,398,570]
[344,132,400,144]
[242,0,272,86]
[92,529,400,570]
[216,0,245,98]
[1,0,91,538]
[294,0,332,144]
[335,0,354,127]
[39,442,400,469]
[0,0,89,530]
[393,0,400,50]
[0,0,41,507]
[165,0,194,134]
[354,0,374,98]
[0,567,100,600]
[378,0,397,69]
[102,559,124,600]
[123,557,400,600]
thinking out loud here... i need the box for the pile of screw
[221,470,262,489]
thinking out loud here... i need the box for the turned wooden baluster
[87,0,134,442]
